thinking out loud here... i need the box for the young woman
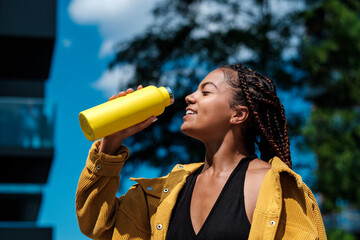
[76,64,326,239]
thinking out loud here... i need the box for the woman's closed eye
[202,91,211,95]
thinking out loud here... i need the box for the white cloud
[68,0,159,58]
[68,0,129,24]
[98,38,117,59]
[91,64,136,97]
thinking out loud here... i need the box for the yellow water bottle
[79,86,174,141]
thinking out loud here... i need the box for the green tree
[110,0,299,178]
[299,0,360,212]
[327,229,356,240]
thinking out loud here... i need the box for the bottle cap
[165,86,174,105]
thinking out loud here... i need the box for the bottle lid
[165,86,174,105]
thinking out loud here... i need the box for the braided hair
[220,64,292,168]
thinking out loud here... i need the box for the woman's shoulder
[246,158,271,190]
[247,158,271,176]
[247,156,306,195]
[250,156,300,178]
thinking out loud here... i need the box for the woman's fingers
[130,116,158,135]
[126,88,134,94]
[106,116,157,142]
[109,95,117,101]
[100,116,157,154]
[117,91,126,97]
[110,85,143,101]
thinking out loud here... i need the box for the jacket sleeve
[75,141,134,239]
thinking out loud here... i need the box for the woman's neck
[202,131,251,175]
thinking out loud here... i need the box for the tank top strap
[231,154,257,173]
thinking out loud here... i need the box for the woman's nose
[185,93,196,105]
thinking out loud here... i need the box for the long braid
[221,64,292,168]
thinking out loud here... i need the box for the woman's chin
[180,124,189,134]
[181,125,202,141]
[181,124,193,136]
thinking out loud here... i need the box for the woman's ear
[230,106,249,125]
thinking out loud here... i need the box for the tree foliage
[327,228,356,240]
[110,0,298,176]
[299,0,360,212]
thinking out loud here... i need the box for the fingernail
[152,117,158,123]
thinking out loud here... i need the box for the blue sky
[38,0,159,239]
[37,1,313,239]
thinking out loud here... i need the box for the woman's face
[181,69,236,142]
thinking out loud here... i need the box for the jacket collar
[269,156,303,189]
[131,162,204,199]
[131,157,303,193]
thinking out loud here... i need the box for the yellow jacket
[76,141,327,240]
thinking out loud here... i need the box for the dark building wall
[0,0,56,239]
[0,0,56,95]
[0,227,52,240]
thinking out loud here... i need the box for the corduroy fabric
[76,141,327,240]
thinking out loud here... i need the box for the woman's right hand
[99,85,158,155]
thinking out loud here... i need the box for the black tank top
[166,156,256,240]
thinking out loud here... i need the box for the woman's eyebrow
[200,81,218,89]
